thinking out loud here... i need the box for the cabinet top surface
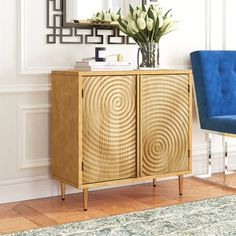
[52,69,192,76]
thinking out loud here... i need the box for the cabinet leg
[61,182,65,200]
[83,188,88,211]
[153,179,157,187]
[178,175,183,195]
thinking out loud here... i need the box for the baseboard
[0,176,77,204]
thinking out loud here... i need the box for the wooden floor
[0,175,236,234]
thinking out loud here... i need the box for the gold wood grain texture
[82,75,137,184]
[141,74,190,176]
[51,74,81,186]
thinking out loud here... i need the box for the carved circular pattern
[142,75,189,176]
[83,76,137,184]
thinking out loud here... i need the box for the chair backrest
[190,50,236,127]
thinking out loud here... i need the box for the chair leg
[208,135,212,176]
[223,137,236,186]
[222,137,236,176]
[223,137,227,184]
[196,134,212,178]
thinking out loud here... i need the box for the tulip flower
[146,17,154,31]
[137,17,146,30]
[104,12,112,21]
[152,5,158,12]
[133,9,141,19]
[92,14,97,21]
[126,12,133,21]
[137,5,143,10]
[111,13,119,21]
[140,11,147,18]
[127,20,139,34]
[156,9,163,16]
[162,18,171,29]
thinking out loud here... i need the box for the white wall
[0,0,236,203]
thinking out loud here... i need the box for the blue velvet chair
[190,50,236,181]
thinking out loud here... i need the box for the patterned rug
[3,195,236,236]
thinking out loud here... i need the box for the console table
[51,69,192,210]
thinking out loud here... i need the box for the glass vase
[137,42,160,68]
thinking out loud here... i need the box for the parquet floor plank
[12,203,57,227]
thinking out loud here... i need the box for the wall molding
[206,0,228,50]
[18,104,51,169]
[18,0,74,77]
[0,175,50,186]
[0,84,51,94]
[221,0,226,50]
[224,0,235,50]
[205,0,211,50]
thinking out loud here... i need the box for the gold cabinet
[51,70,192,210]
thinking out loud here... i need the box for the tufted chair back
[190,50,236,129]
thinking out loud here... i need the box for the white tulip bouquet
[91,9,121,23]
[117,4,177,44]
[90,3,176,67]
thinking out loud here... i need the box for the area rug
[3,194,236,236]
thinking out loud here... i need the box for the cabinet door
[141,74,190,176]
[82,75,137,184]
